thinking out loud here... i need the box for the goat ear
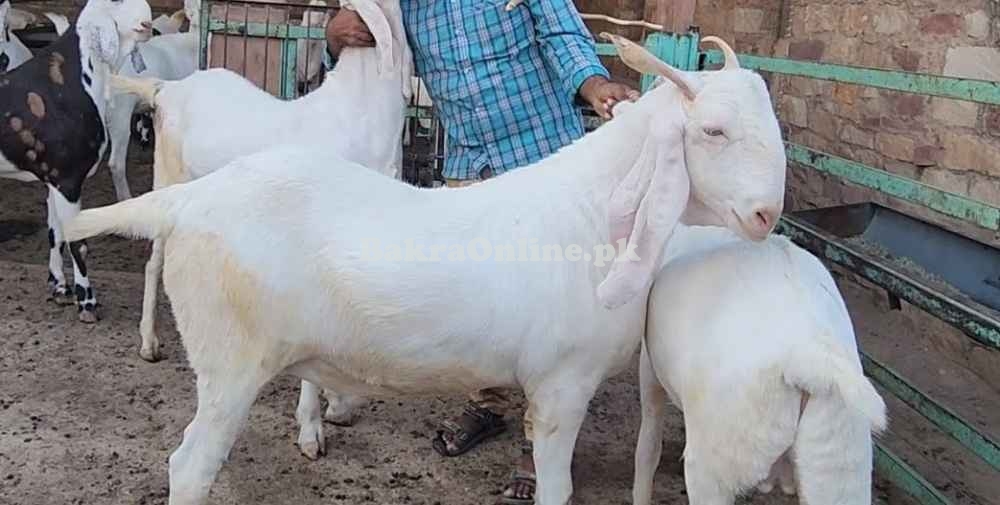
[383,1,413,99]
[348,0,393,77]
[598,124,690,310]
[84,14,120,64]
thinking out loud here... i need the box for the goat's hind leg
[324,389,366,426]
[633,344,669,505]
[139,238,165,361]
[169,364,273,505]
[45,189,71,303]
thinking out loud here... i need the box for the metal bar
[207,19,325,39]
[862,354,1000,471]
[198,0,211,69]
[777,216,1000,350]
[263,4,270,97]
[874,443,952,505]
[787,143,1000,231]
[595,42,617,57]
[281,38,297,99]
[702,50,1000,105]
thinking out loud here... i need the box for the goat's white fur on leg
[46,190,70,301]
[51,188,97,322]
[296,381,326,460]
[139,238,164,361]
[632,343,669,505]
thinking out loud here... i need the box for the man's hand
[579,76,640,119]
[325,8,374,58]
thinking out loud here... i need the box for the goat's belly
[287,352,512,398]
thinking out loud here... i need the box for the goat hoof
[139,345,161,363]
[49,289,75,306]
[78,309,98,323]
[324,407,358,427]
[298,438,325,460]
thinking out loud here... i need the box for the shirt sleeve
[526,0,610,99]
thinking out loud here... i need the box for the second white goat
[634,225,888,505]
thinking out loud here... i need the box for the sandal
[500,469,536,504]
[431,402,507,457]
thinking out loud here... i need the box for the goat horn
[600,32,696,101]
[700,36,740,70]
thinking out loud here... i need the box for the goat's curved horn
[701,36,740,70]
[600,32,696,101]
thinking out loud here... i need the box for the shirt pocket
[466,0,534,62]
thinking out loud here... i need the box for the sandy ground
[2,3,998,504]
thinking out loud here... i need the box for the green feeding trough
[792,202,1000,315]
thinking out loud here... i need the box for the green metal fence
[594,28,1000,505]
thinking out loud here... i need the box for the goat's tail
[43,13,70,36]
[782,339,887,433]
[65,189,176,243]
[108,74,163,108]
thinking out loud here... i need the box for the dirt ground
[2,3,999,504]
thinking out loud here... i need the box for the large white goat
[66,35,786,505]
[634,225,888,505]
[109,0,413,361]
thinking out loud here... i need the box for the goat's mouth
[133,26,153,41]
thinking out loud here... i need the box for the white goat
[0,0,32,73]
[0,0,152,322]
[296,0,329,92]
[634,225,888,505]
[109,0,413,362]
[67,35,786,505]
[107,30,198,200]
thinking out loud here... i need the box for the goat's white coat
[109,0,413,362]
[633,225,888,505]
[68,54,788,504]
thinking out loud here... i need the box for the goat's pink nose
[751,207,780,235]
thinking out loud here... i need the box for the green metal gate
[593,27,1000,505]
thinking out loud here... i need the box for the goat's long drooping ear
[598,125,691,310]
[600,32,696,101]
[701,35,740,70]
[384,1,413,99]
[347,0,394,77]
[83,14,120,64]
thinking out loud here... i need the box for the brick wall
[766,0,1000,244]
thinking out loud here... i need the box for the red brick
[789,40,825,61]
[918,13,963,36]
[891,47,921,72]
[888,94,926,117]
[986,107,1000,137]
[913,145,943,167]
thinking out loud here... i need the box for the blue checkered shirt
[327,0,609,180]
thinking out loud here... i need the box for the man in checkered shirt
[326,1,636,501]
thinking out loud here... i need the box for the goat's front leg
[296,380,326,460]
[528,375,599,505]
[324,389,366,426]
[139,237,165,361]
[169,366,270,505]
[50,187,98,323]
[633,344,669,505]
[45,189,71,302]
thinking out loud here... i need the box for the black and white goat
[0,0,152,322]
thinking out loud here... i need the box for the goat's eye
[703,128,725,137]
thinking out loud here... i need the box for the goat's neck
[302,48,399,109]
[530,104,654,204]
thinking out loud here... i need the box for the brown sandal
[500,469,536,504]
[431,402,507,457]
